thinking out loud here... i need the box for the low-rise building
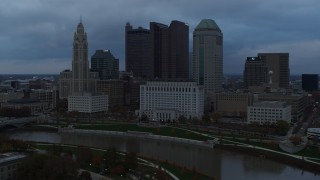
[247,101,291,125]
[215,92,253,117]
[137,81,204,121]
[68,93,108,113]
[0,153,27,180]
[257,92,308,122]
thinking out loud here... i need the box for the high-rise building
[125,21,189,80]
[150,21,189,79]
[302,74,318,92]
[243,56,268,87]
[193,19,223,111]
[243,53,290,89]
[59,20,107,113]
[91,50,119,80]
[59,21,99,98]
[125,23,151,79]
[258,53,290,89]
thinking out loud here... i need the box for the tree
[211,112,221,123]
[177,115,187,124]
[202,114,210,124]
[103,148,121,170]
[289,135,302,146]
[139,114,149,122]
[124,152,138,170]
[15,154,79,180]
[79,171,92,180]
[77,146,93,164]
[275,120,290,136]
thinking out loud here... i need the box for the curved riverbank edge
[215,144,320,174]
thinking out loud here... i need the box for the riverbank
[216,144,320,174]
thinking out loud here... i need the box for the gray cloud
[0,0,319,75]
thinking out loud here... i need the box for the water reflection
[3,131,319,180]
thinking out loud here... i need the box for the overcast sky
[0,0,319,75]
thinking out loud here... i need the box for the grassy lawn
[36,144,214,179]
[76,124,210,141]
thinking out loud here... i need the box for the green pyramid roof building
[195,19,221,32]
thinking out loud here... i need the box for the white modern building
[137,81,204,121]
[193,19,223,111]
[68,93,108,113]
[247,101,291,124]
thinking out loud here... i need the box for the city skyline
[0,0,319,74]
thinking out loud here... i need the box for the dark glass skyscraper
[243,56,267,87]
[91,50,119,80]
[150,21,189,79]
[125,20,189,80]
[125,23,151,79]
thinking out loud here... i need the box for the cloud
[0,0,319,74]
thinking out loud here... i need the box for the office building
[247,101,291,125]
[150,21,189,79]
[125,23,151,79]
[59,20,107,113]
[0,153,27,180]
[243,56,268,87]
[125,21,189,79]
[138,81,204,121]
[59,20,99,99]
[97,80,124,108]
[258,53,290,89]
[68,93,108,113]
[215,92,253,117]
[257,92,308,122]
[91,50,119,80]
[302,74,318,92]
[193,19,223,110]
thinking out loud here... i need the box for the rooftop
[251,101,289,108]
[195,19,221,32]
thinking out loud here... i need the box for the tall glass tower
[193,19,223,94]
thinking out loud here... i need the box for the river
[4,131,319,180]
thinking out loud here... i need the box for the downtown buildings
[193,19,223,111]
[125,20,189,80]
[59,21,108,113]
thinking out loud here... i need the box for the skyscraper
[258,53,290,89]
[150,21,189,79]
[59,21,99,99]
[244,56,268,87]
[91,50,119,80]
[193,19,223,94]
[125,20,189,80]
[125,23,151,79]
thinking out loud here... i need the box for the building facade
[302,74,318,92]
[0,153,27,180]
[247,101,291,125]
[59,21,99,99]
[125,23,151,79]
[193,19,223,111]
[258,53,290,89]
[59,21,107,113]
[138,81,204,121]
[243,56,268,87]
[257,92,308,122]
[125,21,189,80]
[215,92,253,117]
[68,93,108,113]
[97,80,124,108]
[91,50,119,80]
